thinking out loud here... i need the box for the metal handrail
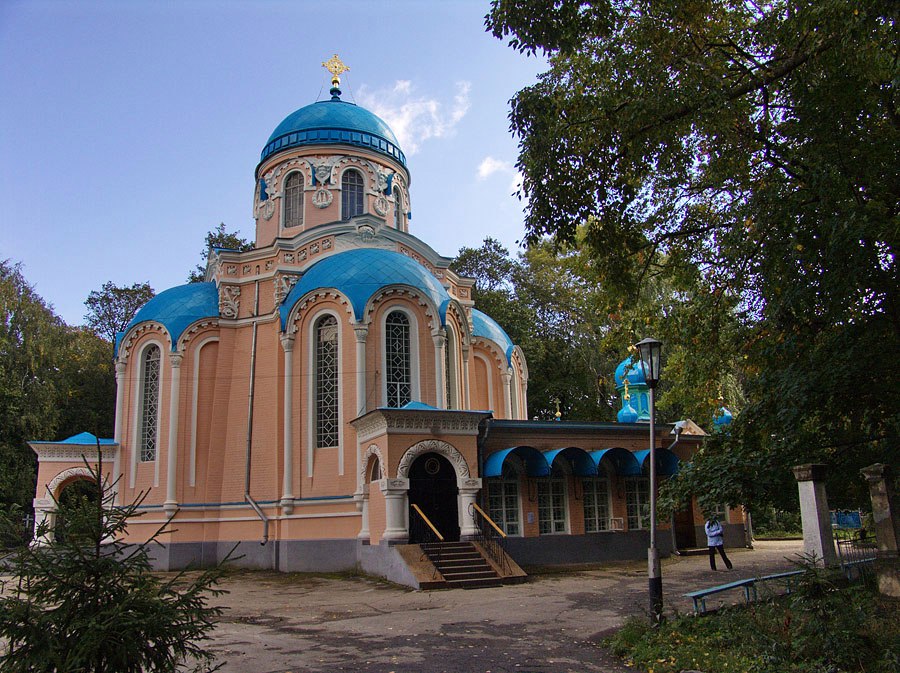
[410,504,444,579]
[468,502,511,575]
[411,504,444,541]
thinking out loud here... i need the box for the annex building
[30,59,742,588]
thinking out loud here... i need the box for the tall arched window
[341,169,365,220]
[283,172,304,227]
[139,344,161,462]
[444,325,458,409]
[385,310,411,407]
[315,315,339,448]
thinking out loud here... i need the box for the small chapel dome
[260,97,406,169]
[614,357,646,387]
[117,282,219,353]
[472,309,515,365]
[713,406,734,430]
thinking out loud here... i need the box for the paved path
[207,540,804,673]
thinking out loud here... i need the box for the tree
[0,261,66,511]
[0,459,226,672]
[56,327,116,440]
[84,281,155,343]
[487,0,898,508]
[188,223,253,282]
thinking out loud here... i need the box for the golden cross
[623,379,631,400]
[322,54,350,87]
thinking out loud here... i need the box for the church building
[30,59,741,588]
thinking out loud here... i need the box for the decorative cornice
[397,439,471,480]
[351,408,489,441]
[30,442,118,463]
[118,322,170,362]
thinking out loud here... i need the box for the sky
[0,0,546,326]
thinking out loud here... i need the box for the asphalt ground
[206,539,804,673]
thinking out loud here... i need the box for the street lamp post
[635,337,663,621]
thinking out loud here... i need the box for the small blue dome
[279,249,450,327]
[261,98,406,167]
[614,357,646,387]
[617,400,639,424]
[117,283,219,353]
[471,309,515,365]
[713,406,733,429]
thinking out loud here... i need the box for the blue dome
[614,356,646,387]
[116,283,219,353]
[261,98,406,167]
[713,406,733,429]
[472,309,515,365]
[617,400,639,424]
[279,249,450,327]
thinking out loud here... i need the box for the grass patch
[606,565,900,673]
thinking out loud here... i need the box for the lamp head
[634,337,662,389]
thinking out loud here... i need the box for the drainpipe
[668,422,684,555]
[245,280,269,545]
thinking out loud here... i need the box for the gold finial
[322,54,350,87]
[552,397,562,421]
[623,378,631,401]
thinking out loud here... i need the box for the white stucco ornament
[374,195,389,216]
[312,188,333,209]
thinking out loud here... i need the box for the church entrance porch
[408,453,460,542]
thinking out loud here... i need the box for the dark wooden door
[408,453,460,542]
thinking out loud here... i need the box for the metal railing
[410,504,444,579]
[836,532,878,579]
[469,502,510,575]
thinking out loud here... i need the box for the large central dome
[260,97,406,168]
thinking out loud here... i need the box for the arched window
[139,344,161,462]
[385,310,411,407]
[537,465,568,534]
[283,172,304,228]
[341,169,365,220]
[315,315,339,448]
[445,325,458,409]
[583,476,612,532]
[488,463,521,535]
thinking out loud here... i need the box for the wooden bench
[684,570,804,614]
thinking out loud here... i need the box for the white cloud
[357,80,471,155]
[477,156,512,180]
[509,170,524,194]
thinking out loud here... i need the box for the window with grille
[315,315,339,448]
[625,477,650,530]
[341,169,364,220]
[583,478,612,532]
[139,344,161,462]
[537,468,568,534]
[393,189,404,229]
[283,172,303,227]
[385,311,411,407]
[488,464,521,535]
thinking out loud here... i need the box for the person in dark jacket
[705,517,733,570]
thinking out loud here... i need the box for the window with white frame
[283,171,304,227]
[315,315,339,448]
[537,466,568,534]
[625,477,650,530]
[385,310,411,407]
[393,188,404,230]
[139,344,161,462]
[488,463,521,536]
[583,477,612,532]
[341,169,364,220]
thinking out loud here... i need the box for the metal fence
[835,533,878,579]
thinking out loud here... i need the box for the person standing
[705,517,733,570]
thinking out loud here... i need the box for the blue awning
[589,447,642,476]
[543,446,596,477]
[483,446,550,477]
[633,448,681,476]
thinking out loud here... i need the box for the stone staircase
[420,541,503,589]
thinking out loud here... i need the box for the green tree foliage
[0,460,226,673]
[188,223,253,283]
[56,327,116,440]
[0,261,66,510]
[84,281,155,343]
[487,1,898,508]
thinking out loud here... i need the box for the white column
[461,347,471,410]
[793,464,838,566]
[164,352,183,514]
[281,334,295,513]
[31,498,54,545]
[380,478,410,543]
[433,330,446,409]
[458,477,483,539]
[354,325,368,416]
[112,360,127,503]
[501,369,512,419]
[356,483,370,541]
